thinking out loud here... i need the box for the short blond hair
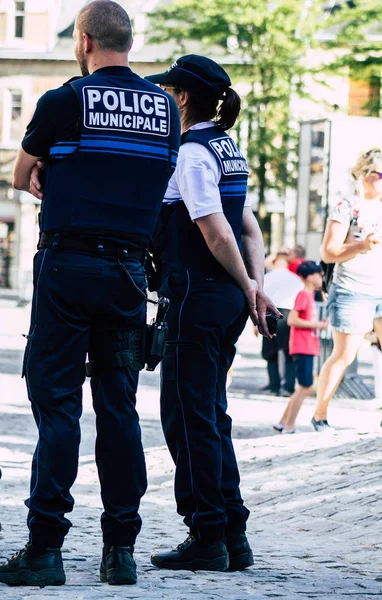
[351,148,382,180]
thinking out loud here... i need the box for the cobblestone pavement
[0,304,382,599]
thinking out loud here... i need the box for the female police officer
[146,55,279,572]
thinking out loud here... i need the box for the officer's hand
[256,290,282,340]
[245,279,259,327]
[29,160,46,200]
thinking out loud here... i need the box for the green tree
[148,0,322,238]
[323,0,382,116]
[148,0,382,240]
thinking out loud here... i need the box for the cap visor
[145,72,171,84]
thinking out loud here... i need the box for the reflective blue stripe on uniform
[50,144,79,156]
[82,133,173,149]
[50,139,179,163]
[219,184,248,192]
[80,148,170,162]
[219,181,247,188]
[80,138,170,156]
[220,192,247,197]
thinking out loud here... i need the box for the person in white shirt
[262,253,304,395]
[313,148,382,431]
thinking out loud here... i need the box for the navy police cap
[145,54,231,99]
[297,261,323,279]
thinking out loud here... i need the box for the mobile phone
[265,313,279,335]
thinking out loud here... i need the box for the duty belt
[38,232,147,262]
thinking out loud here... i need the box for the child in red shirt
[273,261,328,433]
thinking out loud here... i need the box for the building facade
[0,1,380,291]
[0,0,169,295]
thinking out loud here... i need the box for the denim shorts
[327,284,382,334]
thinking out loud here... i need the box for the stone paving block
[2,317,382,598]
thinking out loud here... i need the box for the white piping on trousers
[174,270,200,526]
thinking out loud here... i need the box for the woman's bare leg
[313,331,365,421]
[372,318,382,404]
[373,317,382,349]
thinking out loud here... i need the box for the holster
[85,297,169,376]
[85,327,146,376]
[145,321,168,371]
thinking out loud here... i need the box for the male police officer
[0,0,180,588]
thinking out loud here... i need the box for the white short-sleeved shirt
[329,195,382,296]
[163,121,251,221]
[263,268,304,310]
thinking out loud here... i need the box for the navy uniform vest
[159,125,249,276]
[40,67,179,244]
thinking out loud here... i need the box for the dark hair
[175,86,241,131]
[218,88,241,130]
[76,0,133,53]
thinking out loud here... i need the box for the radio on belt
[145,296,170,371]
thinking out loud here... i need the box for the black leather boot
[151,534,229,571]
[226,532,254,571]
[0,542,65,587]
[100,545,137,585]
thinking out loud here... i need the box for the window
[14,1,25,39]
[10,90,22,141]
[308,122,327,233]
[348,76,381,117]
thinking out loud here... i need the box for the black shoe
[100,545,137,585]
[151,534,229,572]
[226,532,254,571]
[258,383,271,392]
[311,416,330,432]
[269,389,281,396]
[272,424,284,434]
[0,542,65,587]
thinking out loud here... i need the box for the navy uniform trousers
[159,269,250,540]
[23,248,147,549]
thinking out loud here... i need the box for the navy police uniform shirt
[158,122,249,275]
[22,82,81,157]
[22,66,181,243]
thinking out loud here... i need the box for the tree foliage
[323,0,382,116]
[148,0,382,220]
